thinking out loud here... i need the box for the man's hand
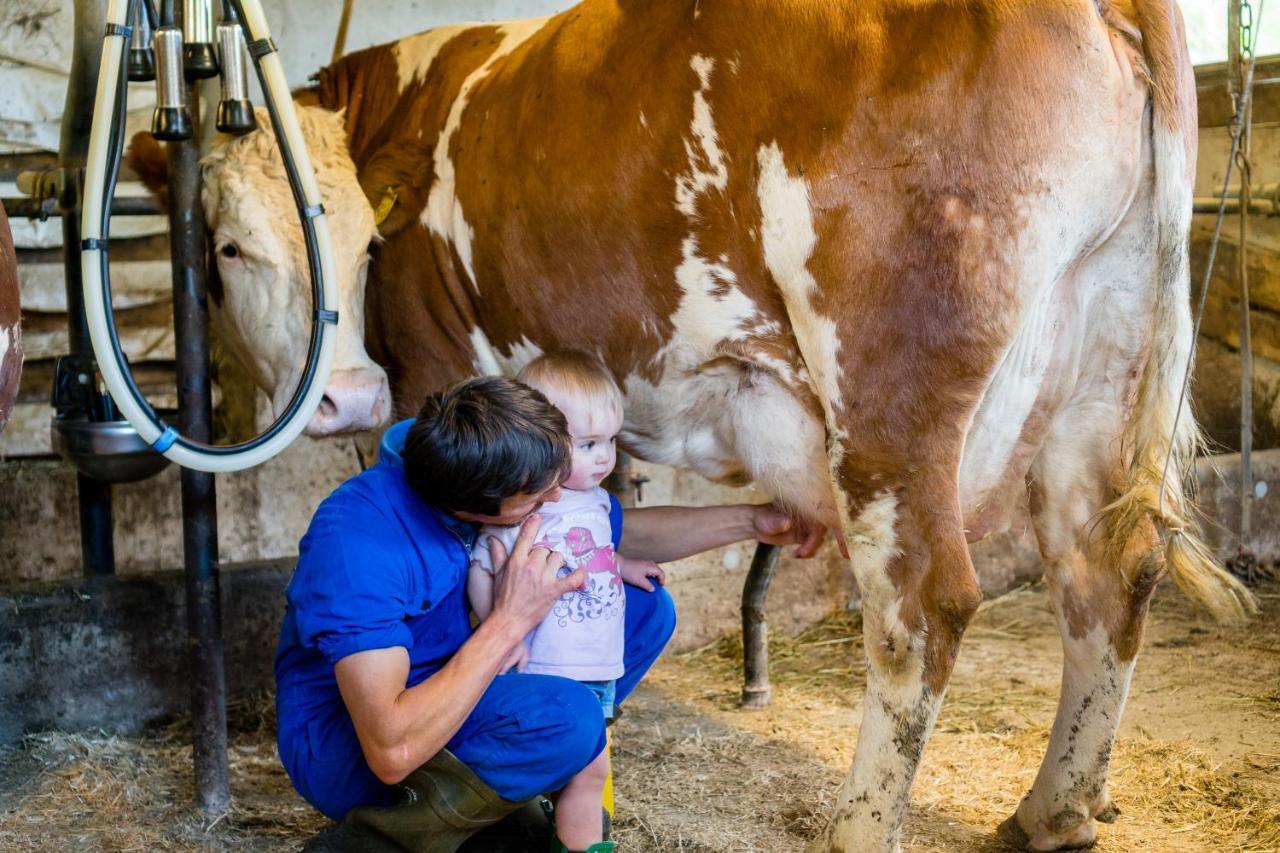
[750,505,837,558]
[619,556,666,592]
[488,514,585,635]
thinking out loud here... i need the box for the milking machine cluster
[130,0,257,139]
[81,0,339,474]
[2,0,338,812]
[49,0,267,497]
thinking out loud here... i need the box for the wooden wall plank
[1192,236,1280,315]
[1196,58,1280,127]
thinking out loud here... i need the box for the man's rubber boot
[307,749,532,853]
[458,799,552,852]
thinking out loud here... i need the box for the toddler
[468,350,664,852]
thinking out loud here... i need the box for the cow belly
[621,361,836,526]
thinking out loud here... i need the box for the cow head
[129,105,390,435]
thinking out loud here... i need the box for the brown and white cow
[134,0,1256,848]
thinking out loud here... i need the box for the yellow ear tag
[373,186,399,227]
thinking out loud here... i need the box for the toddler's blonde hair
[517,351,624,432]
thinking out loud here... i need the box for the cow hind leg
[999,423,1158,851]
[816,472,983,853]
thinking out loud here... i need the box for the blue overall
[274,419,677,820]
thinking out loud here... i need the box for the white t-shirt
[472,486,624,680]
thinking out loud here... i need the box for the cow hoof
[997,813,1033,850]
[1094,801,1120,824]
[996,812,1098,851]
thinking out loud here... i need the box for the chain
[1160,0,1263,523]
[1233,0,1259,572]
[1243,0,1255,54]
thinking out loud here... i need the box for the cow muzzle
[306,367,391,435]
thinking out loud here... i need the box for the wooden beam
[1196,57,1280,127]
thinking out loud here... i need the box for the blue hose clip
[151,425,179,453]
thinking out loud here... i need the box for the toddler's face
[558,397,622,491]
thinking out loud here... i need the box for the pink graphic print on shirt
[552,526,624,626]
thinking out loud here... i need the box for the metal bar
[166,85,230,815]
[76,474,116,575]
[1218,180,1280,200]
[65,0,115,577]
[2,196,164,219]
[1192,197,1276,215]
[740,542,780,709]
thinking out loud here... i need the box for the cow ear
[358,142,433,239]
[125,131,170,209]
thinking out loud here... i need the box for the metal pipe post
[740,542,780,708]
[166,88,230,814]
[64,0,116,576]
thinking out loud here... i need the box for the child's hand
[500,642,529,674]
[619,556,666,592]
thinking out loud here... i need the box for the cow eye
[219,243,240,259]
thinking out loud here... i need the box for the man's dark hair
[402,376,572,516]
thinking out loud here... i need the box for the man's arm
[335,515,583,785]
[335,615,520,783]
[619,504,825,563]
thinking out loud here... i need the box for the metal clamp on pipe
[81,0,339,473]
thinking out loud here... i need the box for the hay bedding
[1,585,1276,852]
[612,584,1280,852]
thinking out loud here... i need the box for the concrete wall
[0,434,361,583]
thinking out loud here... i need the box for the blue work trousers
[303,584,675,819]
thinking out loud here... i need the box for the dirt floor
[1,582,1277,852]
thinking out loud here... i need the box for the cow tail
[1100,0,1256,621]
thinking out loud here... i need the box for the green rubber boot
[306,749,533,853]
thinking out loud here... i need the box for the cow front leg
[815,486,982,853]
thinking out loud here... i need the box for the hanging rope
[331,0,355,64]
